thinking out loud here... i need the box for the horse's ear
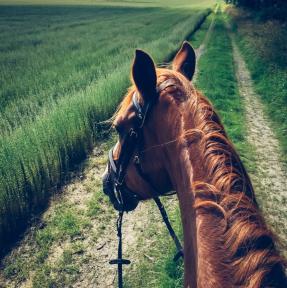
[172,41,196,80]
[132,49,157,101]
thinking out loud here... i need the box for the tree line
[225,0,286,10]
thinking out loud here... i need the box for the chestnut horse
[105,42,287,287]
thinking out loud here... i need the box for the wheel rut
[231,37,287,245]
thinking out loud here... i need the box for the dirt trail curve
[231,36,287,244]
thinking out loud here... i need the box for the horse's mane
[176,71,287,287]
[114,68,287,287]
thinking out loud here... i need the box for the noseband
[102,78,183,288]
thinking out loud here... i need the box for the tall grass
[0,5,211,251]
[0,0,215,8]
[0,6,200,134]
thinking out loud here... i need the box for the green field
[0,1,214,251]
[0,0,215,8]
[0,6,207,134]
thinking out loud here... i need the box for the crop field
[0,0,214,251]
[0,0,215,8]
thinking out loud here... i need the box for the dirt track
[232,37,287,246]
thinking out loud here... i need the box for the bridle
[103,78,177,212]
[102,79,183,288]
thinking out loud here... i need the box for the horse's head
[102,41,196,212]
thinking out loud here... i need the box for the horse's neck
[167,93,286,287]
[171,140,233,287]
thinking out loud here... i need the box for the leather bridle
[103,78,177,212]
[102,79,183,288]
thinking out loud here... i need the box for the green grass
[230,9,287,165]
[124,202,183,288]
[0,6,202,134]
[2,203,87,284]
[0,4,212,251]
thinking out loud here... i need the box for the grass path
[231,35,287,248]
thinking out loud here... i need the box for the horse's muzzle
[102,162,140,212]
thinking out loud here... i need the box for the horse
[102,41,287,287]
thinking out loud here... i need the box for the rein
[104,79,183,288]
[134,158,183,262]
